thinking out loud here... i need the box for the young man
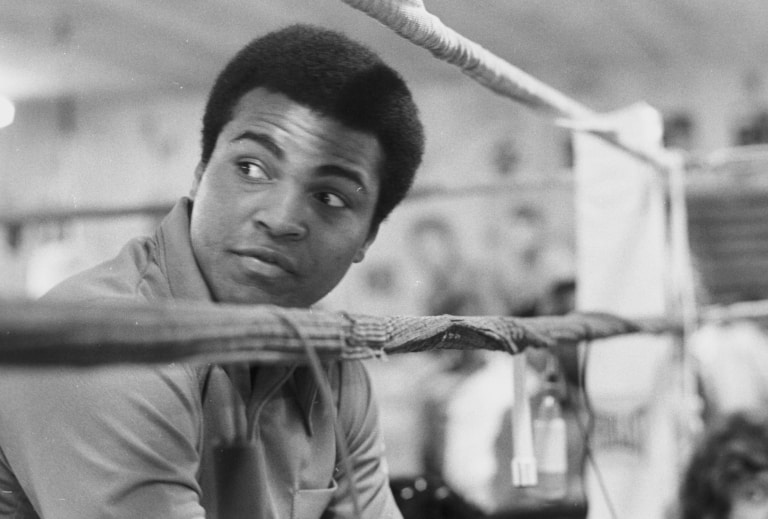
[0,24,424,518]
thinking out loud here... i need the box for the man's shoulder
[42,234,165,304]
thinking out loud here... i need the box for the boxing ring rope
[339,0,671,173]
[0,299,659,366]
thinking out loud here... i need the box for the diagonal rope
[339,0,670,172]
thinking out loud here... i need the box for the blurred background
[4,2,768,518]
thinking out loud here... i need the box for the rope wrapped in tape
[0,299,649,366]
[340,0,592,118]
[339,0,669,171]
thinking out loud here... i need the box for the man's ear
[189,162,205,199]
[353,225,379,263]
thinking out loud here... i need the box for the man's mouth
[233,247,297,275]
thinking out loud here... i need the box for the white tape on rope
[339,0,670,171]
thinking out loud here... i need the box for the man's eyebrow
[232,131,283,159]
[317,165,371,193]
[232,131,371,193]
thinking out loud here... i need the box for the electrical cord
[575,339,620,519]
[277,314,364,519]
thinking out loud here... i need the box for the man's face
[189,88,381,307]
[730,471,768,519]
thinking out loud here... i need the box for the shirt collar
[155,197,213,302]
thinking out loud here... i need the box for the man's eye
[316,192,347,208]
[238,161,269,180]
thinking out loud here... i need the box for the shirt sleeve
[0,363,206,519]
[322,361,403,519]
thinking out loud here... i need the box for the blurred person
[690,320,768,422]
[679,412,768,519]
[407,216,486,317]
[528,278,579,382]
[0,24,424,519]
[407,215,491,375]
[484,204,574,318]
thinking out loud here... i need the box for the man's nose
[253,186,308,240]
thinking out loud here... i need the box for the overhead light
[0,96,15,128]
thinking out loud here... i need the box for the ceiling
[2,0,768,103]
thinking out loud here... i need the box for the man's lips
[232,246,298,274]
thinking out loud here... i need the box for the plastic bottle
[533,393,568,500]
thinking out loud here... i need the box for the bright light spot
[0,96,15,128]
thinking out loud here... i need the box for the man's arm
[0,364,206,519]
[323,361,403,519]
